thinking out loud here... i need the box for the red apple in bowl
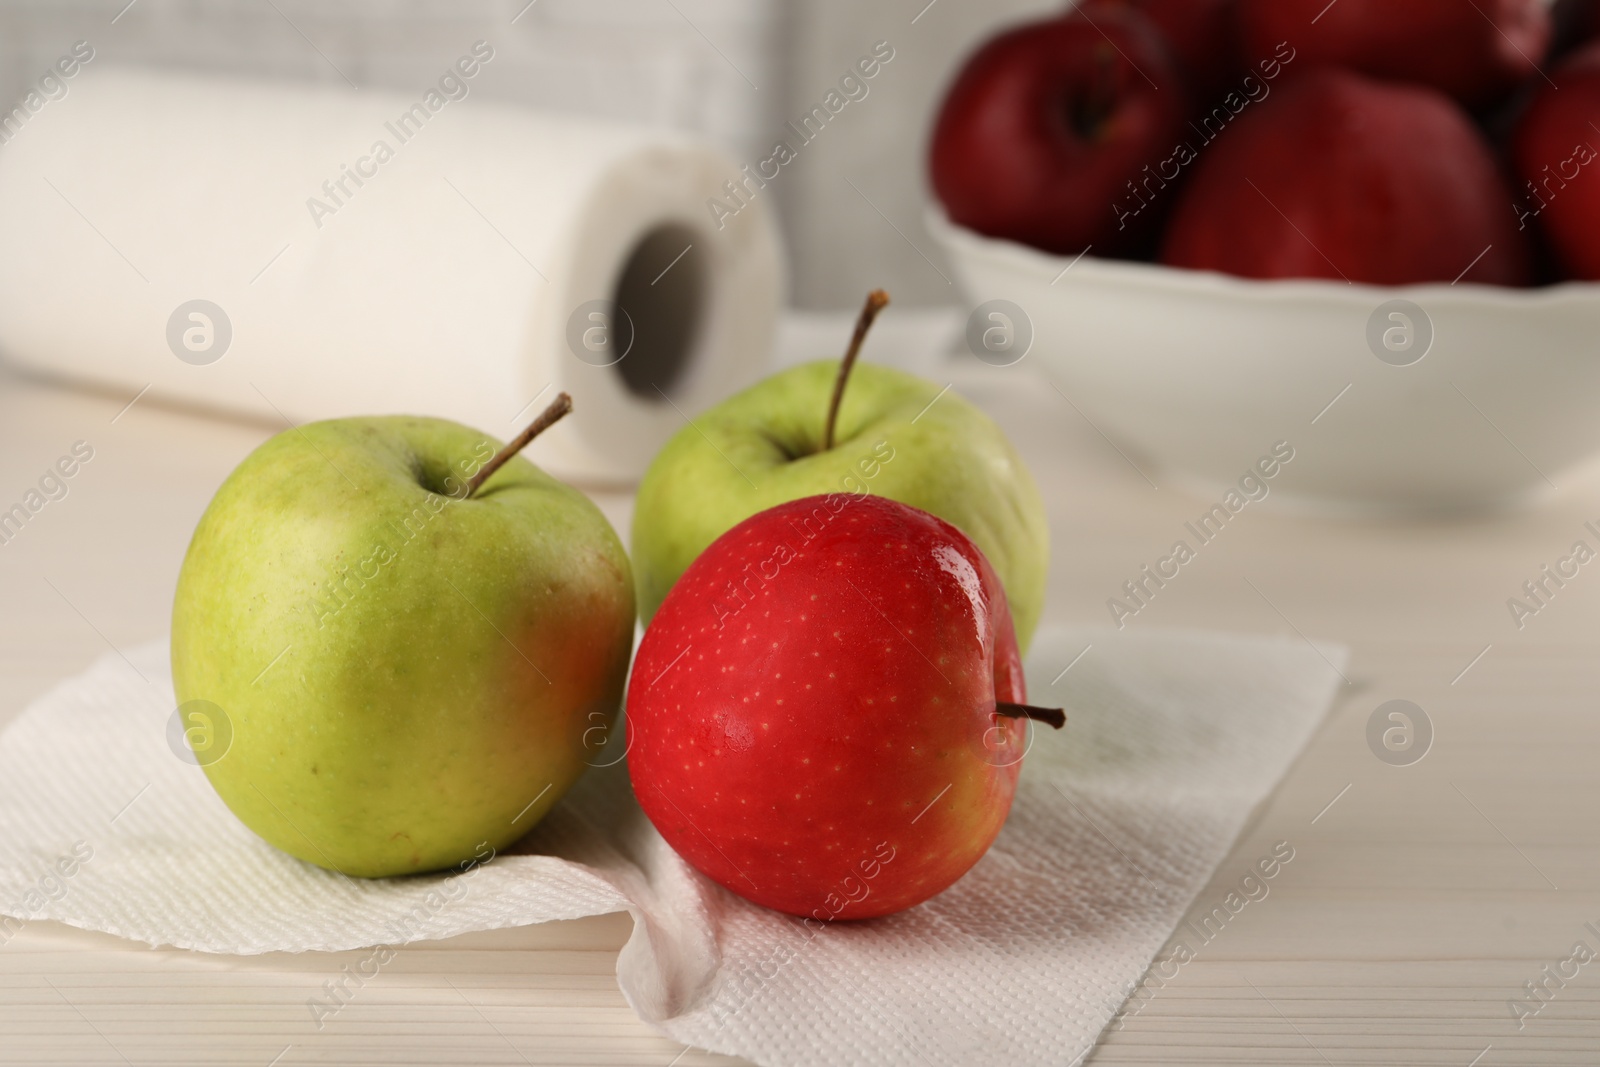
[1511,40,1600,280]
[625,494,1062,921]
[929,9,1189,257]
[1552,0,1600,60]
[1160,67,1531,286]
[1081,0,1242,103]
[1236,0,1550,107]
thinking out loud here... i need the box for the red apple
[929,10,1189,257]
[1551,0,1600,60]
[625,493,1062,921]
[1236,0,1550,107]
[1160,68,1531,286]
[1082,0,1242,103]
[1511,41,1600,279]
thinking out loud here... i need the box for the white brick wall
[0,0,785,157]
[0,0,1058,308]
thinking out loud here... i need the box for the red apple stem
[465,392,573,498]
[822,289,890,452]
[995,702,1066,729]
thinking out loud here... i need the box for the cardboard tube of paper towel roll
[0,66,783,484]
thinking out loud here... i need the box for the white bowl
[928,209,1600,513]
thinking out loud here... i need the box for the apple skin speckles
[626,494,1030,920]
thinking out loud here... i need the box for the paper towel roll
[0,66,783,483]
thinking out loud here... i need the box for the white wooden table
[1,322,1597,1065]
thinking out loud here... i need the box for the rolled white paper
[0,66,784,484]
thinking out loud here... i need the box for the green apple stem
[821,288,890,452]
[995,702,1066,729]
[465,392,574,498]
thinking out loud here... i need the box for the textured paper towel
[0,627,1344,1067]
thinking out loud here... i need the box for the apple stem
[465,392,574,498]
[995,702,1066,729]
[822,288,890,452]
[1070,44,1121,140]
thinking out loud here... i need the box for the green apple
[632,317,1049,650]
[171,405,634,878]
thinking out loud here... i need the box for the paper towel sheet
[0,627,1345,1067]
